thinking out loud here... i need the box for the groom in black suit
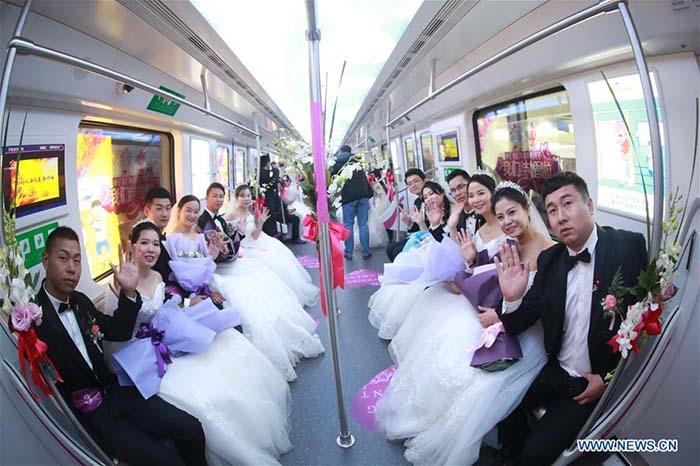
[197,182,245,262]
[493,172,647,465]
[35,226,207,466]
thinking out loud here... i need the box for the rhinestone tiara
[494,180,527,196]
[132,218,158,229]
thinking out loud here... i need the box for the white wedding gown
[232,211,319,307]
[104,283,292,466]
[166,232,324,382]
[376,236,547,465]
[368,231,438,340]
[211,256,324,382]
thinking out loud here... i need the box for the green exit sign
[147,86,185,116]
[17,221,58,268]
[443,167,458,182]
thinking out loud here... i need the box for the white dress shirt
[503,227,598,377]
[205,208,227,232]
[558,227,598,377]
[44,285,93,369]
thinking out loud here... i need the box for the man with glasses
[430,169,483,242]
[386,168,427,262]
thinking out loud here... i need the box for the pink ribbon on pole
[310,101,329,222]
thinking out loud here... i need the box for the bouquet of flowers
[163,241,216,296]
[273,129,367,217]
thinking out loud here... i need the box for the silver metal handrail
[386,0,625,128]
[380,0,666,460]
[5,37,260,138]
[383,0,664,255]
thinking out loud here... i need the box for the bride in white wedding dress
[169,195,323,382]
[226,184,319,308]
[104,221,292,466]
[375,179,552,466]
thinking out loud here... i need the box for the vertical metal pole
[254,120,262,184]
[618,2,664,257]
[0,0,33,245]
[305,0,355,449]
[387,102,402,240]
[200,68,210,112]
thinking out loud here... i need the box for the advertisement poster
[588,74,662,218]
[77,128,166,279]
[2,144,66,217]
[437,131,460,163]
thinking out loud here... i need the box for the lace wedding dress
[105,283,292,465]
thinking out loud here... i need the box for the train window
[474,87,575,193]
[588,73,663,219]
[77,123,173,281]
[390,139,400,174]
[234,146,246,186]
[191,137,211,198]
[404,137,417,168]
[419,132,435,174]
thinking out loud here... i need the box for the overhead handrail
[377,0,665,462]
[383,0,664,256]
[0,0,262,245]
[5,37,260,138]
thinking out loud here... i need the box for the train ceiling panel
[2,0,292,134]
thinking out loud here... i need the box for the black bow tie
[565,249,591,270]
[57,302,74,314]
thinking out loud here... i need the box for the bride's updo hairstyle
[491,181,529,214]
[234,185,251,198]
[130,220,161,244]
[177,194,200,210]
[467,173,496,193]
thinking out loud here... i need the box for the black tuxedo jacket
[153,231,171,283]
[197,210,243,261]
[500,225,647,377]
[35,285,141,404]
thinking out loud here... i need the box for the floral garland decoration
[607,191,684,358]
[600,72,696,360]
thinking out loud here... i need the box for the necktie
[58,302,73,314]
[565,248,591,271]
[216,214,230,232]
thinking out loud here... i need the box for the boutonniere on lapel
[82,307,104,352]
[600,267,626,331]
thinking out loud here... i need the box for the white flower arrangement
[609,190,684,358]
[273,130,368,217]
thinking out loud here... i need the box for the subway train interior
[0,1,698,466]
